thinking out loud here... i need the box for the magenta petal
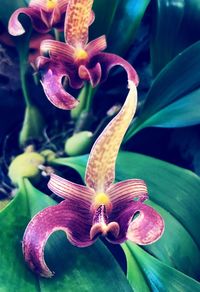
[126,203,164,245]
[108,201,164,244]
[79,63,102,87]
[48,173,94,202]
[37,59,79,110]
[107,179,148,204]
[23,200,94,277]
[8,8,49,36]
[91,52,139,86]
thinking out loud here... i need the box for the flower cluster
[9,0,164,278]
[9,0,138,109]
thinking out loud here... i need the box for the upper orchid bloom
[36,0,139,109]
[8,0,69,36]
[22,81,164,277]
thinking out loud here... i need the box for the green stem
[19,55,31,107]
[54,29,60,41]
[84,85,97,112]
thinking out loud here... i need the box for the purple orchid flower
[22,81,164,277]
[35,0,139,109]
[8,0,69,36]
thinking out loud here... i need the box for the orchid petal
[92,52,139,86]
[86,35,107,57]
[40,39,75,64]
[107,179,148,204]
[48,173,94,202]
[30,0,68,12]
[85,81,137,192]
[126,203,165,245]
[8,8,49,36]
[65,0,94,46]
[29,0,48,10]
[108,200,164,244]
[37,58,79,109]
[23,200,94,277]
[57,0,70,12]
[79,62,102,87]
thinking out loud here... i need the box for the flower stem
[19,56,31,107]
[84,85,97,112]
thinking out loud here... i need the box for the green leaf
[108,0,151,55]
[125,41,200,142]
[90,0,150,55]
[52,152,200,280]
[0,178,132,291]
[151,0,200,76]
[123,242,200,292]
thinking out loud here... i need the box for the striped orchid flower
[8,0,69,36]
[22,81,164,277]
[35,0,139,109]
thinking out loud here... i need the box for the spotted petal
[108,200,164,244]
[48,173,94,202]
[8,8,49,36]
[65,0,94,46]
[85,81,137,192]
[23,199,94,277]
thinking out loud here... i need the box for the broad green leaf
[123,242,200,292]
[108,0,151,55]
[0,178,132,291]
[90,0,120,39]
[151,0,200,76]
[90,0,150,55]
[53,152,200,280]
[125,41,200,142]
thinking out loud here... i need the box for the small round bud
[8,152,45,185]
[64,131,93,156]
[40,149,56,162]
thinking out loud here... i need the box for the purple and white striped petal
[8,8,49,36]
[30,0,68,12]
[23,199,94,277]
[48,173,94,202]
[40,39,75,64]
[91,52,139,86]
[108,201,164,244]
[107,179,148,204]
[86,35,107,57]
[29,0,48,10]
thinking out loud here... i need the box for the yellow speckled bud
[8,152,45,185]
[64,131,93,156]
